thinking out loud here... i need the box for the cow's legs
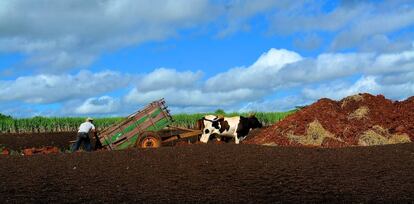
[234,132,240,144]
[234,137,240,144]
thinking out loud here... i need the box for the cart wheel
[137,132,162,148]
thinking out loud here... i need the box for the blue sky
[1,0,414,117]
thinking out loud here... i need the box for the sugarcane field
[2,1,414,203]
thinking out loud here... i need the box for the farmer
[71,117,95,152]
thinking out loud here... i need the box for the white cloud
[277,52,376,85]
[205,48,302,91]
[293,33,323,51]
[276,48,414,86]
[125,47,414,112]
[268,1,414,51]
[269,2,364,35]
[0,0,315,73]
[125,67,260,108]
[331,6,414,50]
[0,0,217,71]
[378,71,414,85]
[370,49,414,73]
[125,87,265,107]
[0,70,130,103]
[205,47,414,92]
[74,96,120,114]
[302,76,381,100]
[359,35,414,53]
[115,52,314,111]
[216,0,294,37]
[302,74,414,101]
[3,46,414,117]
[136,68,203,92]
[1,0,413,75]
[238,95,309,112]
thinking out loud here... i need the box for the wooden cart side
[98,107,161,149]
[98,99,173,150]
[98,100,166,138]
[98,106,160,143]
[108,112,170,150]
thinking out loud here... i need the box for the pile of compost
[246,93,414,147]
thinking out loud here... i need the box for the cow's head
[248,115,262,129]
[199,115,221,143]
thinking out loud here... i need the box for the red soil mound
[246,93,414,147]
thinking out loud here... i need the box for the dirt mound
[22,146,60,156]
[246,93,414,147]
[1,144,414,203]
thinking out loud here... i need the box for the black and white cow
[197,115,262,144]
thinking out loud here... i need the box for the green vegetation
[0,116,123,133]
[0,111,295,133]
[214,109,226,115]
[0,113,12,120]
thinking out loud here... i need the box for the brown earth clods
[22,146,60,156]
[1,148,9,155]
[1,143,414,203]
[246,93,414,147]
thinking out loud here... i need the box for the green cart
[98,99,201,150]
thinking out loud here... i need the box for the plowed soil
[246,93,414,147]
[0,132,75,150]
[1,143,414,203]
[0,132,107,152]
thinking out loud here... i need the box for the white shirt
[78,121,95,133]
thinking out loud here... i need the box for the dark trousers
[71,132,92,152]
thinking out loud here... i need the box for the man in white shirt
[71,117,96,152]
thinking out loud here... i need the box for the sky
[1,0,414,118]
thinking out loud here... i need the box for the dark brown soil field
[1,143,414,203]
[0,129,195,152]
[0,132,76,150]
[246,93,414,147]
